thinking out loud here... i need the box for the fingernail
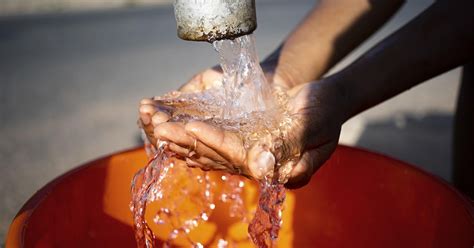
[188,151,198,158]
[185,158,200,168]
[139,105,155,125]
[140,98,153,105]
[152,112,170,126]
[140,113,151,125]
[248,146,275,179]
[277,162,294,184]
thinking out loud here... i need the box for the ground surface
[0,0,461,243]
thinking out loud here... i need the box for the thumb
[247,140,276,180]
[284,149,317,189]
[284,140,338,189]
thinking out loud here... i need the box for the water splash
[130,141,215,247]
[131,34,298,248]
[249,177,286,247]
[212,34,275,119]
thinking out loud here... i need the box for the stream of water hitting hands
[131,34,295,248]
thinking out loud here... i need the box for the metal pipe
[173,0,257,42]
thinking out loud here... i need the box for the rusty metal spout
[173,0,257,42]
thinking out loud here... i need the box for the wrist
[261,47,306,89]
[321,73,356,125]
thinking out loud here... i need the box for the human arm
[261,0,405,88]
[281,0,474,187]
[331,0,474,121]
[140,0,405,152]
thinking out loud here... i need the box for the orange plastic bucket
[6,145,474,247]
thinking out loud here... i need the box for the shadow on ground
[355,112,453,182]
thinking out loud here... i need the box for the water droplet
[169,229,179,239]
[221,194,228,202]
[217,239,229,248]
[195,243,204,248]
[153,215,165,225]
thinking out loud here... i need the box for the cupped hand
[140,77,348,189]
[139,62,293,147]
[139,68,222,146]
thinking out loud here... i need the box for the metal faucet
[173,0,257,42]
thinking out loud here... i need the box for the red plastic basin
[6,145,474,247]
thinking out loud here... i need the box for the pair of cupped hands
[139,64,346,188]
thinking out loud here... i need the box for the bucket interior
[7,146,474,247]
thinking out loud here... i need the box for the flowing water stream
[131,34,298,248]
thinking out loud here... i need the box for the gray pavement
[1,0,460,243]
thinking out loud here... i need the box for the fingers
[284,141,338,189]
[141,68,222,147]
[154,122,233,174]
[155,122,228,160]
[139,98,171,146]
[179,73,204,93]
[167,143,190,158]
[151,111,170,126]
[139,100,158,145]
[284,150,317,189]
[185,157,227,171]
[139,99,156,126]
[154,122,190,146]
[179,69,223,93]
[185,121,247,167]
[168,157,226,173]
[153,119,271,179]
[185,121,257,177]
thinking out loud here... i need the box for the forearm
[263,0,404,87]
[333,0,474,121]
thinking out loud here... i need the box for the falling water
[131,34,297,248]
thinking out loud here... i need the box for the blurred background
[0,0,460,244]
